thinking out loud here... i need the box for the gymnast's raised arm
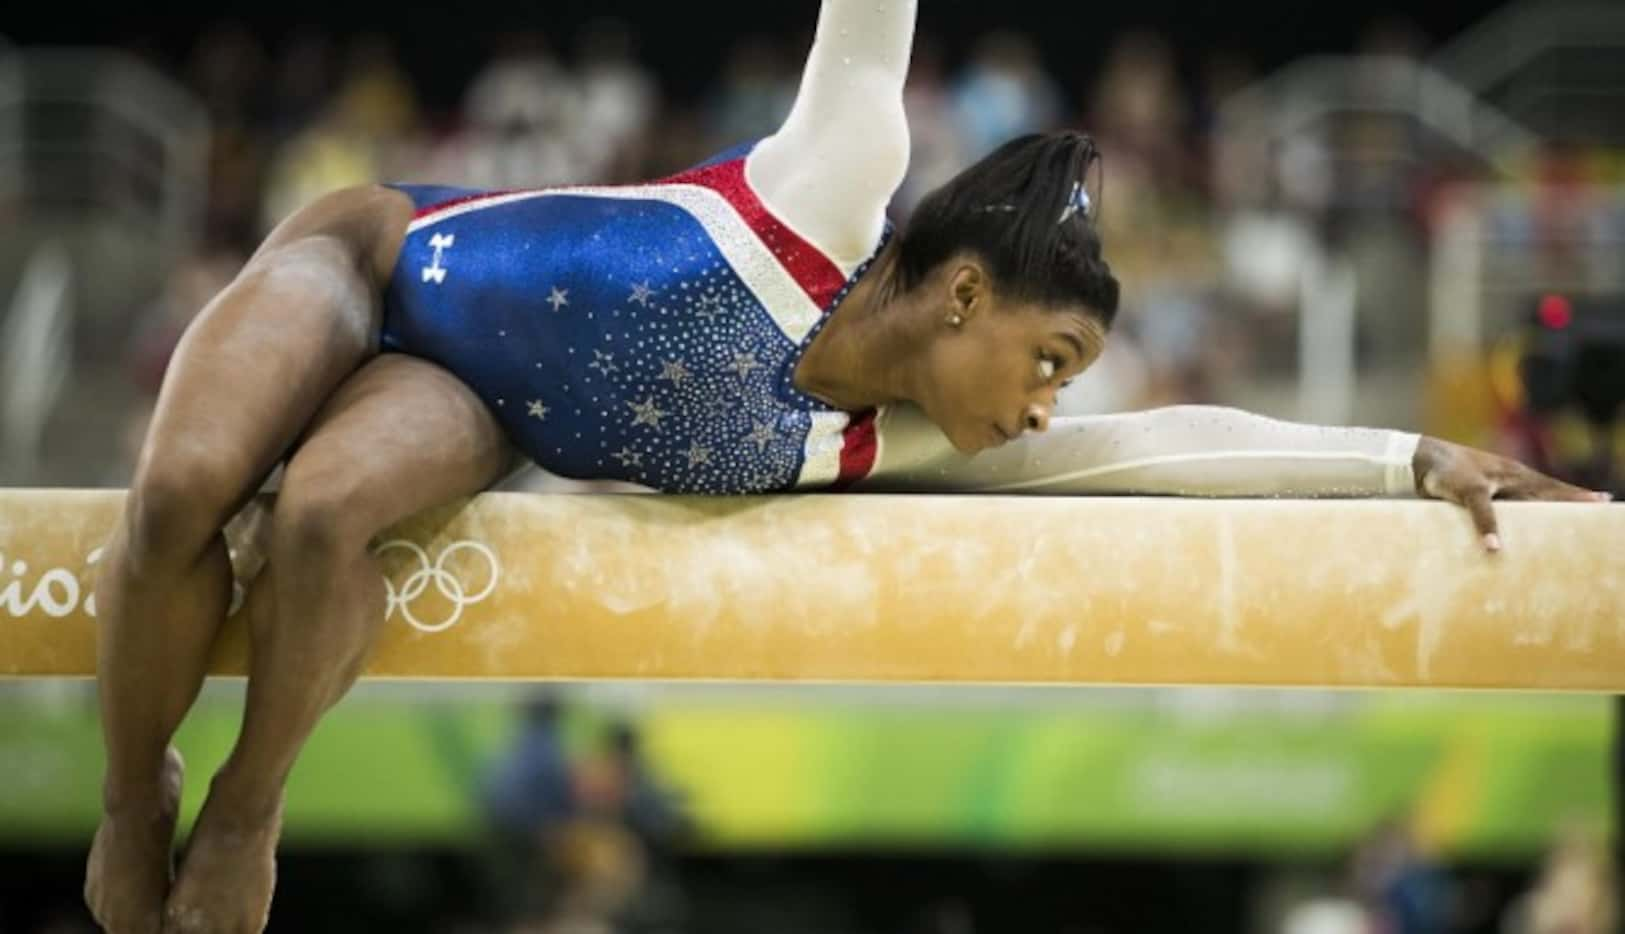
[747,0,915,266]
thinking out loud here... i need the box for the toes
[162,903,206,934]
[84,889,164,934]
[87,890,166,933]
[98,912,163,934]
[163,900,267,934]
[85,827,169,934]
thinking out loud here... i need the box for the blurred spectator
[1084,30,1230,406]
[478,698,688,932]
[1193,49,1257,153]
[565,719,690,932]
[705,35,797,149]
[335,34,423,152]
[187,21,267,126]
[1500,827,1619,934]
[582,720,688,849]
[1348,817,1454,934]
[479,692,577,924]
[260,33,423,232]
[186,22,271,248]
[464,32,579,134]
[892,35,969,219]
[950,31,1063,161]
[266,27,339,138]
[418,31,594,191]
[572,18,660,183]
[483,693,576,840]
[1089,30,1194,198]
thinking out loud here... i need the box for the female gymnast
[85,2,1608,931]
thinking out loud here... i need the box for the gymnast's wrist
[1407,434,1444,497]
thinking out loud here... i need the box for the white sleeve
[745,0,915,268]
[859,403,1422,497]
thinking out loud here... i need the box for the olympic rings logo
[375,539,500,633]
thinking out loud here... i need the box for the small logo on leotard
[423,233,455,284]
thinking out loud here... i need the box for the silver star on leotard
[526,400,549,420]
[610,447,643,468]
[695,293,725,321]
[727,352,763,380]
[686,442,713,467]
[745,420,777,452]
[657,359,691,387]
[547,286,569,311]
[590,350,619,375]
[628,282,655,307]
[626,397,668,430]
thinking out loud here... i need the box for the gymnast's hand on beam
[1411,436,1612,552]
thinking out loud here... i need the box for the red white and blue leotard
[382,143,887,494]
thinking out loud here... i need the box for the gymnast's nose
[1023,401,1051,434]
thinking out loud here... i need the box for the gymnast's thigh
[133,186,417,528]
[274,352,516,544]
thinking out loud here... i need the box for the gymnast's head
[889,130,1120,452]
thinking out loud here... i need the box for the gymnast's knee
[122,454,240,574]
[268,461,378,566]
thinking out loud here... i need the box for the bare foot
[85,746,184,934]
[162,791,282,934]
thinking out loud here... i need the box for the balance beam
[1,489,1622,689]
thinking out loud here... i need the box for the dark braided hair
[895,131,1119,328]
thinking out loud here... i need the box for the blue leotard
[382,143,887,494]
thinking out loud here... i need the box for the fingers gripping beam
[1,490,1622,690]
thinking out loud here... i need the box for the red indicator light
[1538,294,1572,330]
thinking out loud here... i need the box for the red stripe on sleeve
[832,409,879,489]
[667,158,850,311]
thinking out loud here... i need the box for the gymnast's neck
[792,238,923,412]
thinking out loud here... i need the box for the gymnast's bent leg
[86,186,412,934]
[161,354,512,934]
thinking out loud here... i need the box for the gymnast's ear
[947,261,987,320]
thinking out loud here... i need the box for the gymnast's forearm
[801,0,915,87]
[763,0,916,149]
[865,405,1421,497]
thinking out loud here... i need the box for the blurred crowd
[470,694,689,934]
[1267,818,1617,934]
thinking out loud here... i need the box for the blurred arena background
[0,1,1622,931]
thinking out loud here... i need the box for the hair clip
[1058,181,1091,224]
